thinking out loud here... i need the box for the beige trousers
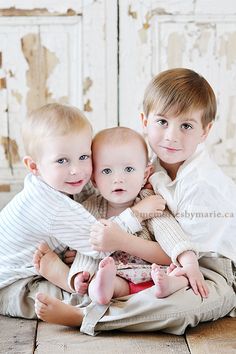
[0,276,69,319]
[80,256,236,335]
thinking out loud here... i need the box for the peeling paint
[128,5,137,20]
[84,99,93,112]
[138,27,148,44]
[193,29,211,56]
[0,184,10,192]
[8,70,14,78]
[226,96,236,140]
[83,77,93,95]
[167,33,185,67]
[139,8,171,44]
[0,77,6,89]
[11,90,22,104]
[0,136,20,165]
[0,7,77,16]
[21,33,59,113]
[219,33,236,70]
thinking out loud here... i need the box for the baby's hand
[90,220,126,252]
[131,195,166,222]
[74,271,90,295]
[171,264,209,298]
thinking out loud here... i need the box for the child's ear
[143,163,153,186]
[90,173,97,188]
[23,156,39,175]
[141,112,148,133]
[201,122,213,142]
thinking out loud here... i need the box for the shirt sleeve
[68,252,99,291]
[147,209,198,265]
[138,188,198,265]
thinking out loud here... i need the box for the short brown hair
[22,103,92,159]
[143,68,216,127]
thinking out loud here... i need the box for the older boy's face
[35,129,92,195]
[93,141,148,207]
[142,109,211,171]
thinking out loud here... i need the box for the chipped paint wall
[0,0,235,208]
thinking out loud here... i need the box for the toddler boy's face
[92,141,148,206]
[142,108,211,169]
[35,129,92,195]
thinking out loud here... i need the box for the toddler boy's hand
[74,271,90,294]
[131,194,166,222]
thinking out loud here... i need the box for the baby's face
[35,129,92,195]
[93,141,148,206]
[142,108,211,169]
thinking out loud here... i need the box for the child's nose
[113,173,124,183]
[165,125,178,142]
[69,164,79,175]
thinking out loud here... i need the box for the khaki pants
[81,256,236,335]
[0,276,70,319]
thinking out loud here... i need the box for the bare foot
[35,292,83,327]
[89,257,117,305]
[33,242,71,292]
[151,263,188,298]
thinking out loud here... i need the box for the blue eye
[181,123,193,130]
[124,166,134,172]
[157,119,168,126]
[56,158,68,164]
[102,168,112,175]
[79,155,89,160]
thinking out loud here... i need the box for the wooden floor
[0,316,235,354]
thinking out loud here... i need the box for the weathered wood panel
[0,1,118,209]
[0,315,37,353]
[36,322,189,354]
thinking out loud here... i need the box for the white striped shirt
[0,174,141,288]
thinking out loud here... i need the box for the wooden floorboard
[35,322,189,354]
[0,315,37,353]
[186,317,236,354]
[1,315,235,354]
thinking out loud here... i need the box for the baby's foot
[33,242,71,292]
[89,257,117,305]
[151,263,188,298]
[35,292,83,327]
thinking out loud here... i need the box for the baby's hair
[92,127,149,164]
[143,68,216,127]
[22,103,92,160]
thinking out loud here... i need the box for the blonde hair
[22,103,92,159]
[143,68,216,127]
[92,127,149,164]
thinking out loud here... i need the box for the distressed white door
[0,1,117,208]
[119,0,236,181]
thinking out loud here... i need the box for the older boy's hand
[131,195,166,222]
[171,264,209,298]
[90,220,126,252]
